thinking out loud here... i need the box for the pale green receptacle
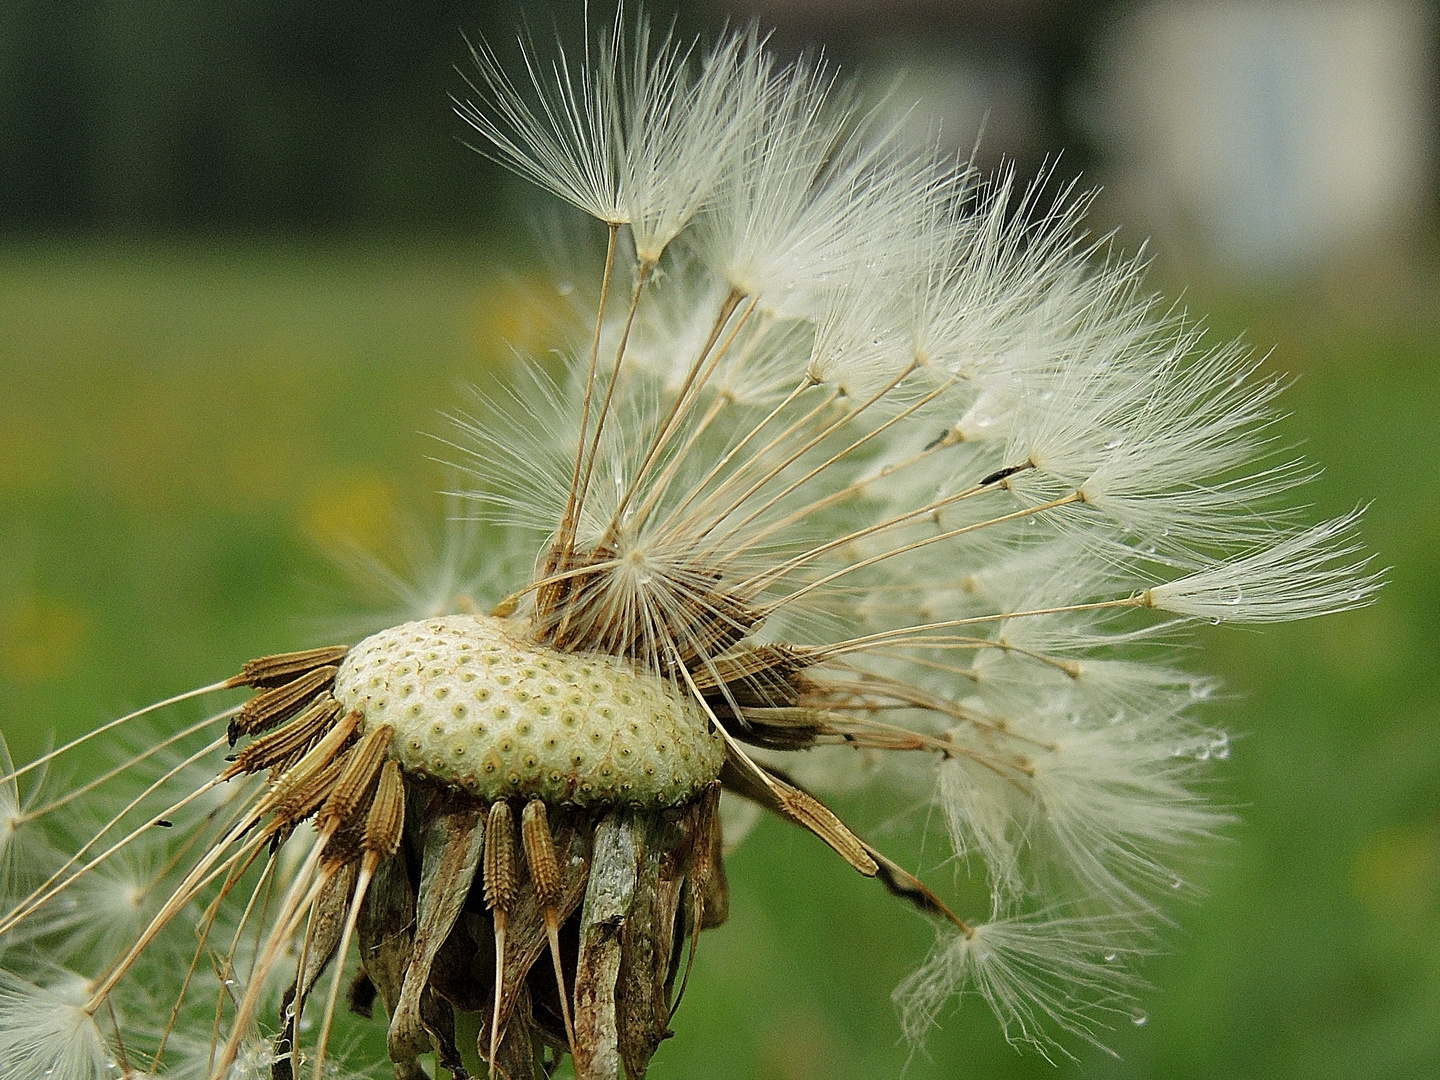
[334,614,724,807]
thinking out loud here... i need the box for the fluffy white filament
[0,973,111,1080]
[893,915,1149,1060]
[448,11,1378,1056]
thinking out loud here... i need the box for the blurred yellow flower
[302,472,403,554]
[0,596,86,684]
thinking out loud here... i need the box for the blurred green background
[2,2,1438,1079]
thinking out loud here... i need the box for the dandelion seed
[0,7,1378,1078]
[0,972,112,1080]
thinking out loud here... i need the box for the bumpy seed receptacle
[334,615,726,807]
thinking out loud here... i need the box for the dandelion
[0,7,1383,1080]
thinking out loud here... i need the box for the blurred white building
[1093,0,1434,271]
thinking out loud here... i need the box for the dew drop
[1103,951,1118,963]
[1194,745,1210,761]
[1170,876,1184,890]
[1209,617,1223,626]
[1104,437,1124,451]
[557,280,575,296]
[1210,732,1230,760]
[1132,1011,1149,1026]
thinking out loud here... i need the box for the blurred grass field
[1,242,1436,1080]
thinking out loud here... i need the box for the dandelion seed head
[0,972,113,1080]
[1,5,1381,1074]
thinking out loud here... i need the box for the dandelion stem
[0,737,233,937]
[554,221,621,580]
[610,288,745,521]
[14,710,225,824]
[708,374,959,566]
[652,374,822,538]
[0,680,232,784]
[762,491,1087,614]
[572,257,655,548]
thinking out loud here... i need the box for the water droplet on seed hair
[1132,1011,1149,1026]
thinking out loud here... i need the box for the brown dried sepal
[230,664,340,743]
[355,854,419,1074]
[521,800,561,908]
[364,761,406,860]
[719,756,878,876]
[617,814,687,1079]
[344,774,727,1079]
[220,695,341,780]
[483,801,519,915]
[688,782,728,932]
[318,725,393,835]
[227,645,350,690]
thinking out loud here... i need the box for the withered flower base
[207,599,954,1080]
